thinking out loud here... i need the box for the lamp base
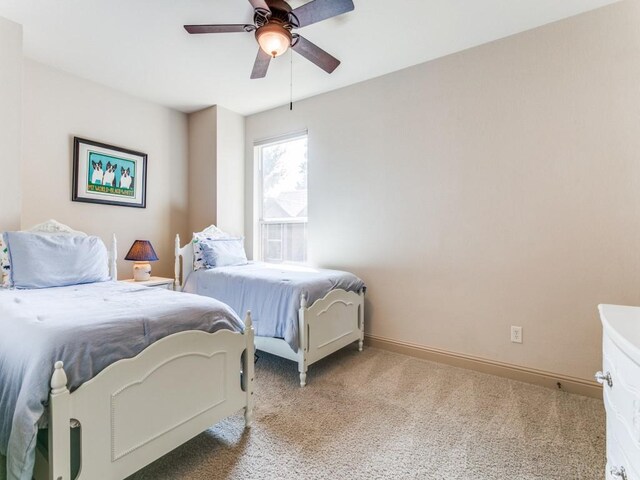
[132,262,152,281]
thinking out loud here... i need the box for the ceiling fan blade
[250,48,272,79]
[292,35,340,74]
[290,0,354,28]
[248,0,271,12]
[184,24,252,34]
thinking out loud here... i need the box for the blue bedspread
[0,281,243,480]
[183,262,365,352]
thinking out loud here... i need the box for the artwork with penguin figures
[72,136,147,208]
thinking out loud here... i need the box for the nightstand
[120,276,175,290]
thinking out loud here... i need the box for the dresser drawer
[605,334,640,390]
[607,421,640,480]
[603,334,640,479]
[602,353,640,446]
[600,305,640,480]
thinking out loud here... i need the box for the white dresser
[598,305,640,480]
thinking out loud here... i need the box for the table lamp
[125,240,159,281]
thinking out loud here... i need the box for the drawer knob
[595,371,613,388]
[610,466,627,480]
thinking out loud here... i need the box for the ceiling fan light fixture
[184,0,354,78]
[256,24,292,58]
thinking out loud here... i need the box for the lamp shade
[125,240,159,262]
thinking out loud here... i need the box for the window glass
[257,135,308,263]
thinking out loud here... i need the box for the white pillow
[201,237,248,268]
[6,232,110,289]
[192,225,232,271]
[0,221,88,288]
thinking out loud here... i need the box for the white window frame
[253,131,308,264]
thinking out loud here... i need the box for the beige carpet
[129,347,605,480]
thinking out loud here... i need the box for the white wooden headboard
[29,219,118,281]
[174,234,193,291]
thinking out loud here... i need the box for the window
[256,134,308,264]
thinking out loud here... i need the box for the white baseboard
[365,334,602,399]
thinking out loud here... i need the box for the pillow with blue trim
[1,221,89,288]
[0,233,11,288]
[5,232,110,289]
[201,237,248,268]
[192,225,232,271]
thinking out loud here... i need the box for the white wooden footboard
[38,316,254,480]
[302,289,364,364]
[253,289,365,387]
[297,289,365,386]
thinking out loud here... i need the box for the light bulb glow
[256,24,291,58]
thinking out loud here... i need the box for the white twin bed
[1,221,364,480]
[0,221,255,480]
[174,234,366,387]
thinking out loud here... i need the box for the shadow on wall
[363,295,374,335]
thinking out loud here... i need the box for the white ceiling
[0,0,620,115]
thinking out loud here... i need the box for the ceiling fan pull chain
[290,47,293,111]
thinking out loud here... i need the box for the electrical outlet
[511,326,523,344]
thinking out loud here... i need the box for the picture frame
[72,137,147,208]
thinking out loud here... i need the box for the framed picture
[72,137,147,208]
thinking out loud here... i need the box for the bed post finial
[174,234,181,290]
[243,310,255,428]
[51,361,68,395]
[49,361,71,480]
[300,292,308,308]
[110,234,118,281]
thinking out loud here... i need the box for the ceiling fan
[184,0,354,79]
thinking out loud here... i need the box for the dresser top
[599,304,640,365]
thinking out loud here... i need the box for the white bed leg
[49,361,71,480]
[243,311,255,428]
[298,293,309,387]
[358,290,364,352]
[358,289,365,352]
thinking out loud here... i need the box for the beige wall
[216,106,245,237]
[0,16,22,230]
[187,105,245,237]
[21,59,189,279]
[188,106,217,234]
[245,0,640,382]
